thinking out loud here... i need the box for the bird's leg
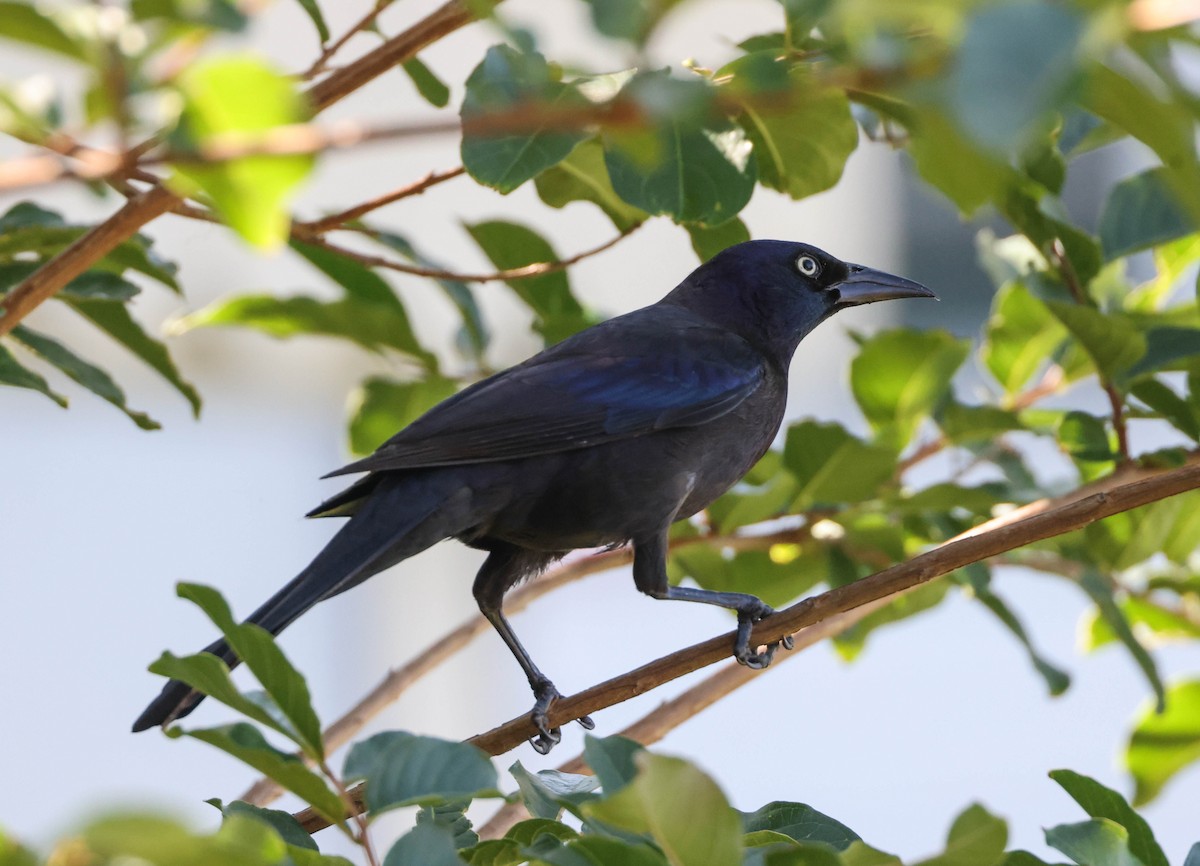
[473,546,594,754]
[632,531,794,669]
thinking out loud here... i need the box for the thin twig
[303,0,402,80]
[293,454,1200,832]
[1050,240,1131,463]
[306,0,499,112]
[290,223,643,283]
[300,166,466,233]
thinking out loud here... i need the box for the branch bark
[293,456,1200,833]
[0,184,177,337]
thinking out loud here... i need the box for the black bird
[134,240,934,752]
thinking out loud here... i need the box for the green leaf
[1080,572,1164,713]
[0,827,38,866]
[534,138,648,231]
[1083,65,1196,171]
[465,220,591,344]
[581,0,654,43]
[966,570,1070,696]
[741,802,859,849]
[982,281,1067,394]
[0,2,85,59]
[1056,411,1114,463]
[171,55,313,249]
[783,420,897,509]
[0,341,67,407]
[403,57,451,108]
[686,218,750,262]
[292,0,329,43]
[583,753,741,866]
[1047,770,1167,866]
[148,651,290,734]
[179,292,430,358]
[583,734,644,795]
[175,583,325,759]
[1086,492,1200,570]
[1123,327,1200,381]
[418,800,478,850]
[1100,168,1200,261]
[605,118,756,226]
[835,580,952,660]
[913,804,1007,866]
[10,326,159,429]
[734,70,857,200]
[347,375,458,456]
[461,45,588,193]
[66,296,201,416]
[1044,302,1146,380]
[510,762,600,820]
[364,229,488,361]
[343,731,500,814]
[0,213,180,290]
[0,262,141,302]
[221,800,318,851]
[523,834,669,866]
[385,823,467,866]
[174,724,346,823]
[850,329,970,449]
[904,109,1011,216]
[83,812,293,866]
[937,400,1024,444]
[1132,378,1199,440]
[949,2,1084,153]
[1044,819,1143,866]
[131,0,249,31]
[1126,679,1200,805]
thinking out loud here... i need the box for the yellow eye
[796,255,821,277]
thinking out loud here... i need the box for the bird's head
[665,239,936,366]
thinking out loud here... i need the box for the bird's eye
[796,255,821,277]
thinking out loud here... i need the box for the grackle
[133,240,934,752]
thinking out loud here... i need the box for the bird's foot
[529,679,594,754]
[733,600,794,669]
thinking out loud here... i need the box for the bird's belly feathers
[474,377,786,551]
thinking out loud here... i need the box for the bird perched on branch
[134,240,934,752]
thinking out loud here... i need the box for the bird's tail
[132,471,483,732]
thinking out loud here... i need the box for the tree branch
[299,167,466,233]
[293,455,1200,833]
[0,184,178,337]
[478,597,893,838]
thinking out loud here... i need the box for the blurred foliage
[4,0,1200,859]
[3,589,1198,864]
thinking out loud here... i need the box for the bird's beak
[833,264,937,307]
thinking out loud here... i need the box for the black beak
[833,264,937,307]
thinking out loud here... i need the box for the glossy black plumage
[133,240,934,751]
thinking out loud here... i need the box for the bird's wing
[325,315,764,477]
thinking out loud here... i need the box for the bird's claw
[732,601,793,669]
[528,680,592,754]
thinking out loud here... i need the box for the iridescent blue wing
[325,306,765,477]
